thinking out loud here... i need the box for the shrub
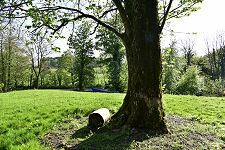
[203,77,224,97]
[175,66,204,95]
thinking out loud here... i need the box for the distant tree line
[162,33,225,97]
[1,22,225,96]
[0,22,127,92]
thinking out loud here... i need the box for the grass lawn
[0,90,124,149]
[164,94,225,128]
[0,90,225,149]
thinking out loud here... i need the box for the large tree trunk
[112,0,168,133]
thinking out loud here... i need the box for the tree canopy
[0,0,203,39]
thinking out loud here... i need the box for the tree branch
[43,10,123,40]
[99,8,117,18]
[89,23,99,35]
[165,2,198,21]
[159,0,173,33]
[168,2,185,14]
[83,13,123,39]
[0,1,29,11]
[112,0,131,32]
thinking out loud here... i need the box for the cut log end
[88,108,110,127]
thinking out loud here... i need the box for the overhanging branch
[42,10,123,40]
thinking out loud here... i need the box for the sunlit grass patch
[163,94,225,140]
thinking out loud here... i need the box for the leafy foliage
[68,23,95,90]
[175,66,204,95]
[0,0,206,95]
[57,50,75,87]
[203,77,224,97]
[96,26,125,92]
[0,26,30,91]
[162,41,183,94]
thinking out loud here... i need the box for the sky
[53,0,225,57]
[162,0,225,56]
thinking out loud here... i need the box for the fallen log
[88,108,110,127]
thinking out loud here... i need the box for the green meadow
[0,90,225,149]
[0,90,124,149]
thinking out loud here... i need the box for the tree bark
[112,0,168,133]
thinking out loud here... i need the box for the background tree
[199,32,225,94]
[204,39,214,78]
[0,24,23,91]
[68,23,95,90]
[0,28,6,91]
[96,27,125,92]
[25,33,52,89]
[216,33,225,88]
[57,50,74,87]
[11,47,30,89]
[162,40,182,94]
[181,38,195,71]
[175,66,204,95]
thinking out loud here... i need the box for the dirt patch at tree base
[42,115,224,149]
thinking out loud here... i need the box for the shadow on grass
[42,116,224,149]
[70,125,157,150]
